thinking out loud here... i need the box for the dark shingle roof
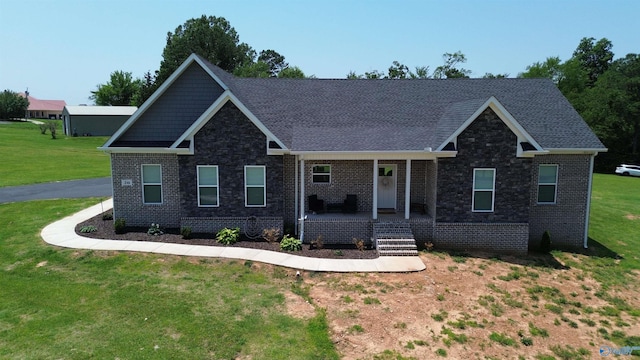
[193,55,606,152]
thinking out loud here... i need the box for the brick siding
[436,108,532,223]
[434,222,529,254]
[529,154,592,248]
[110,153,181,227]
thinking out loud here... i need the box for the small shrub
[353,237,365,251]
[363,297,381,305]
[216,227,240,245]
[39,123,48,134]
[180,226,192,239]
[349,324,364,333]
[310,235,324,249]
[489,332,516,346]
[147,223,164,236]
[79,225,97,233]
[280,235,302,251]
[540,230,551,253]
[262,227,280,243]
[333,249,344,256]
[101,212,113,220]
[48,121,57,139]
[431,310,448,322]
[114,218,126,234]
[424,241,434,251]
[520,337,533,346]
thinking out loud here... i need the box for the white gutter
[584,154,596,248]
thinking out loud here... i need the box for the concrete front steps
[373,222,418,256]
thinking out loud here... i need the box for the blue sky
[1,0,638,106]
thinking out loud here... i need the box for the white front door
[377,164,397,209]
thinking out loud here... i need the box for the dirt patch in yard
[293,252,640,359]
[625,214,640,221]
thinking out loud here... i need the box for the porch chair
[342,194,358,213]
[308,194,325,213]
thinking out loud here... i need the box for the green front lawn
[0,199,339,359]
[0,122,110,187]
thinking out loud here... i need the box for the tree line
[2,14,636,169]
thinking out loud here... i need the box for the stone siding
[110,153,181,227]
[529,154,592,248]
[434,223,529,254]
[178,101,284,218]
[436,108,532,223]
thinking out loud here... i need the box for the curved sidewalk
[41,199,426,273]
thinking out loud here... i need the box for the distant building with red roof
[19,91,66,119]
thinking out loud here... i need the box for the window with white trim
[312,165,331,184]
[537,164,558,204]
[197,165,219,207]
[245,165,266,207]
[472,168,495,212]
[142,164,162,204]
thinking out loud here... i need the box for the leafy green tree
[258,49,288,77]
[583,53,640,158]
[0,90,29,120]
[277,66,305,78]
[234,62,271,78]
[157,15,255,87]
[518,56,564,82]
[90,71,142,106]
[346,71,363,79]
[433,51,471,79]
[132,70,156,107]
[387,61,410,79]
[482,73,509,78]
[410,66,430,79]
[572,37,614,87]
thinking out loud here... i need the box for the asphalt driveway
[0,177,112,204]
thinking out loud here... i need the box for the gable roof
[102,53,606,154]
[63,105,137,116]
[19,93,66,112]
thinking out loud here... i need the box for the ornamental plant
[280,235,302,252]
[147,223,164,236]
[216,227,240,245]
[114,218,126,234]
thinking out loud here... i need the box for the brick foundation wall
[181,216,283,237]
[529,154,592,249]
[111,153,181,227]
[303,218,373,245]
[410,218,434,244]
[434,222,529,254]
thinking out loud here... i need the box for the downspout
[299,158,305,243]
[294,155,298,235]
[583,154,596,249]
[373,159,378,220]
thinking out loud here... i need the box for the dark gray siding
[178,101,284,217]
[436,108,532,223]
[119,63,224,142]
[69,115,129,136]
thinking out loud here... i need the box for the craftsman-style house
[99,54,606,255]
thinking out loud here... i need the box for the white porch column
[299,158,305,242]
[373,159,378,220]
[405,159,411,220]
[294,155,299,235]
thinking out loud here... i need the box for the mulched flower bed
[76,212,378,260]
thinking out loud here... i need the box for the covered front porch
[292,156,439,251]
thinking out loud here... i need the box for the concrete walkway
[41,199,426,273]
